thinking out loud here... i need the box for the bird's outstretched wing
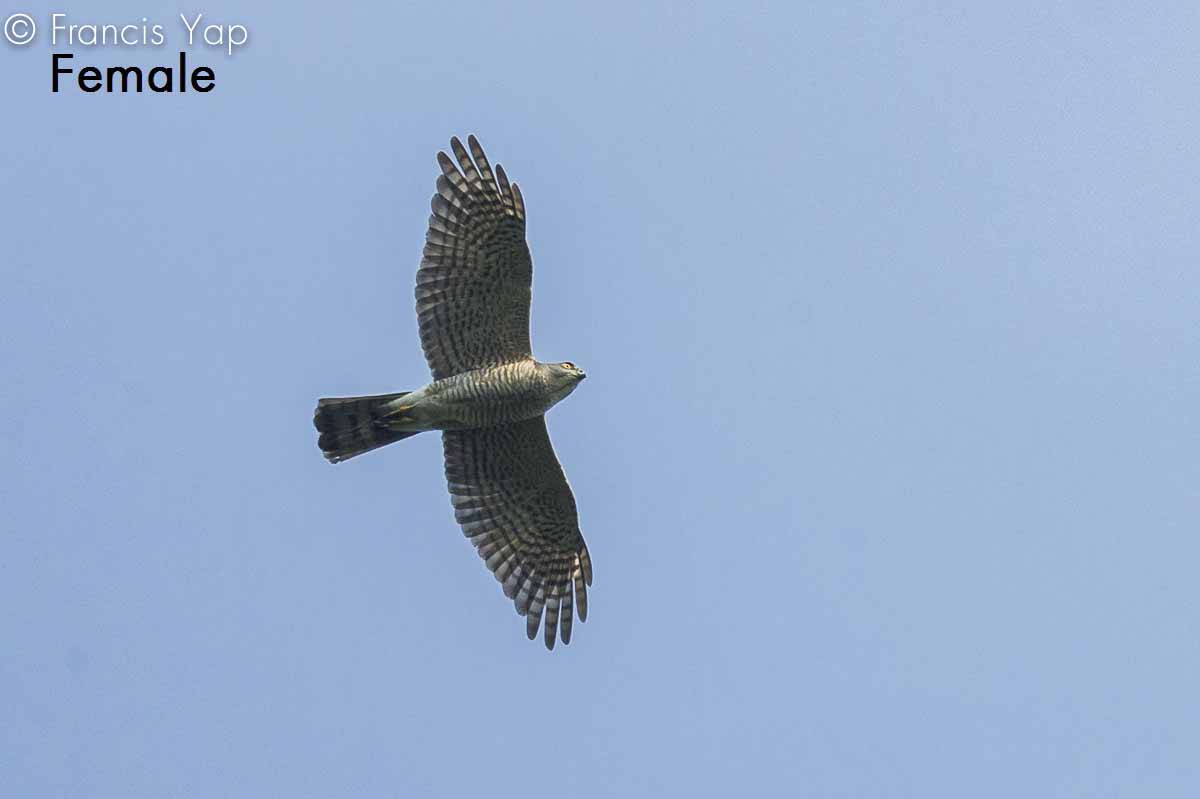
[442,416,592,649]
[416,135,532,380]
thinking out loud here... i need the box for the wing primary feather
[573,559,588,622]
[435,174,466,209]
[502,569,521,599]
[495,164,514,212]
[580,546,593,586]
[543,584,560,650]
[467,135,500,198]
[560,573,574,645]
[436,150,463,181]
[510,181,525,220]
[450,136,484,191]
[526,587,545,640]
[513,572,535,615]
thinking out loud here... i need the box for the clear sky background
[3,2,1198,796]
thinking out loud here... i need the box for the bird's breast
[427,363,557,428]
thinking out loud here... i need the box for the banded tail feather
[314,392,418,463]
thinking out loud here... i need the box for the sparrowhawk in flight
[314,135,592,650]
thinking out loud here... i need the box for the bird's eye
[561,362,574,369]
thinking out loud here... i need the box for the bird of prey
[313,135,592,650]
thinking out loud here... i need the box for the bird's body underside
[313,135,592,650]
[315,359,583,460]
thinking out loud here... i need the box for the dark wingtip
[436,151,457,177]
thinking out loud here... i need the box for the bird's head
[545,360,587,393]
[553,360,586,380]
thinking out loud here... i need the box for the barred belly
[426,361,554,430]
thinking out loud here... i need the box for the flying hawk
[314,135,592,650]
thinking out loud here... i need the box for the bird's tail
[313,392,419,463]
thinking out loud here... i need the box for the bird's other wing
[442,416,592,650]
[416,135,533,380]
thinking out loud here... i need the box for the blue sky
[3,2,1198,796]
